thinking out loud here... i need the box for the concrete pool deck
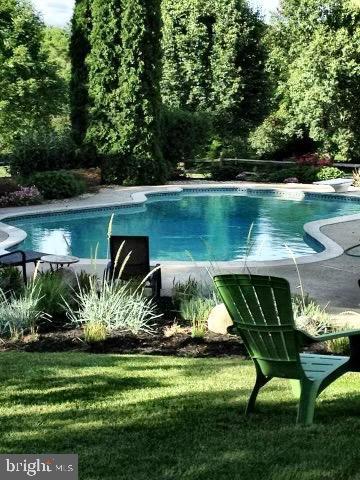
[1,181,360,317]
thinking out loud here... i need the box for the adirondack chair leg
[296,380,320,426]
[245,371,271,415]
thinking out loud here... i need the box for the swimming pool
[5,188,360,261]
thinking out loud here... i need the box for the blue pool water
[6,191,360,261]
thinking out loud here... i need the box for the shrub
[71,168,102,189]
[295,153,332,167]
[0,186,42,207]
[210,163,241,181]
[315,167,343,181]
[180,296,217,338]
[10,129,76,177]
[25,171,86,199]
[0,267,23,298]
[161,109,211,166]
[33,271,73,329]
[267,166,319,184]
[0,178,20,196]
[0,284,46,339]
[249,113,289,158]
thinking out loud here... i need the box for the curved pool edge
[0,183,359,266]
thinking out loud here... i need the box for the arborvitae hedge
[70,0,167,184]
[114,0,167,184]
[86,0,123,154]
[70,0,92,148]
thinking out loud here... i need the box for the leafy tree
[0,0,63,152]
[42,26,71,129]
[161,0,269,152]
[251,0,360,161]
[42,26,71,85]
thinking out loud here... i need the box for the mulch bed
[0,297,330,358]
[0,296,249,358]
[0,329,247,358]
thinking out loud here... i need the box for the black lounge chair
[106,236,162,298]
[0,250,44,284]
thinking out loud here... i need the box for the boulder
[207,303,233,335]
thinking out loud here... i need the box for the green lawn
[0,165,10,177]
[1,352,360,480]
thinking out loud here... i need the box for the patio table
[41,255,80,271]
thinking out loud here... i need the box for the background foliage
[0,0,64,152]
[161,0,269,158]
[1,0,360,187]
[251,0,360,161]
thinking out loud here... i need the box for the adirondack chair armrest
[297,329,360,369]
[296,330,318,347]
[296,329,360,346]
[309,329,360,342]
[297,330,360,347]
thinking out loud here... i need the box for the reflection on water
[7,194,360,261]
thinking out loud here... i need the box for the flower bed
[0,186,42,207]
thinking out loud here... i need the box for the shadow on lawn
[1,353,360,480]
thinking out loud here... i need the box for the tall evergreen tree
[71,0,167,184]
[86,0,123,153]
[113,0,167,184]
[70,0,92,148]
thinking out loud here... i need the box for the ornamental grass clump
[180,295,217,338]
[0,282,46,339]
[172,276,200,309]
[65,252,161,342]
[32,270,73,329]
[66,277,159,341]
[292,294,330,336]
[352,168,360,187]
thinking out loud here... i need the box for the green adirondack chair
[213,274,360,426]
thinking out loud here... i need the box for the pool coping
[0,183,360,267]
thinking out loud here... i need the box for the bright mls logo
[0,455,78,479]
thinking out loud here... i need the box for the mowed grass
[1,353,360,480]
[0,165,10,177]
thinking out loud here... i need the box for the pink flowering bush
[295,153,332,167]
[0,186,42,207]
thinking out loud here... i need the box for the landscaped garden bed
[0,265,344,358]
[0,326,246,357]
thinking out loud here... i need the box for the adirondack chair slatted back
[214,274,302,378]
